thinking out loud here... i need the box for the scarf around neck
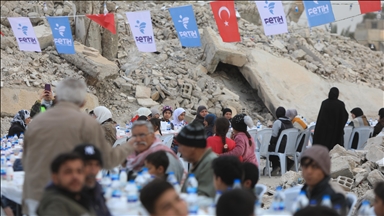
[11,110,30,129]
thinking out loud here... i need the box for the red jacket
[207,136,243,162]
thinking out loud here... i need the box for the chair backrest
[161,134,174,148]
[248,128,258,145]
[113,137,128,148]
[348,126,372,150]
[255,184,267,202]
[274,128,300,155]
[257,129,272,157]
[283,185,302,213]
[308,125,315,144]
[346,192,357,216]
[343,126,353,149]
[296,129,311,154]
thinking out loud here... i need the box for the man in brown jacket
[22,78,134,214]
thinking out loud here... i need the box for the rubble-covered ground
[1,1,383,209]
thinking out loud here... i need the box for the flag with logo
[303,0,335,27]
[169,5,201,47]
[210,1,240,42]
[46,17,75,54]
[8,17,41,52]
[358,0,382,14]
[126,11,157,52]
[255,1,288,36]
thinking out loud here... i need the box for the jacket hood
[328,87,339,100]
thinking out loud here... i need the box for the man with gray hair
[126,120,184,182]
[22,78,135,214]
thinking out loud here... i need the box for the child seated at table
[145,151,169,181]
[161,106,174,130]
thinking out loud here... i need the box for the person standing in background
[30,84,54,118]
[313,87,348,151]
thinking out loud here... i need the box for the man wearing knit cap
[300,145,347,214]
[176,121,217,198]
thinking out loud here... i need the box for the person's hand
[224,144,228,149]
[39,90,46,100]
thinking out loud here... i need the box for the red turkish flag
[210,1,240,42]
[358,0,382,14]
[0,31,4,36]
[86,13,116,34]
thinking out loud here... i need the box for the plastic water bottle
[126,180,140,214]
[135,172,146,191]
[12,135,18,143]
[186,188,199,215]
[233,179,242,189]
[321,195,332,208]
[9,152,15,165]
[142,167,151,184]
[292,191,309,213]
[1,154,7,180]
[110,174,120,190]
[167,122,171,131]
[310,199,317,206]
[257,121,261,129]
[167,172,181,193]
[208,190,222,215]
[6,164,13,181]
[254,200,262,216]
[358,200,371,216]
[119,169,128,188]
[186,174,198,192]
[272,186,285,211]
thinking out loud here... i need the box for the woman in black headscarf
[204,114,216,137]
[192,105,208,126]
[8,109,31,137]
[373,108,384,137]
[313,87,348,151]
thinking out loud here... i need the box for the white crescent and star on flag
[218,6,230,26]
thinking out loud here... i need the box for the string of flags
[1,0,382,54]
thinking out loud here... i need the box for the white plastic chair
[346,192,357,216]
[343,126,353,149]
[283,185,302,213]
[248,128,258,143]
[266,128,300,177]
[255,184,267,202]
[161,134,174,148]
[294,129,311,171]
[112,137,128,148]
[308,125,315,145]
[347,126,372,150]
[256,129,272,175]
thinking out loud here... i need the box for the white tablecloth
[1,172,24,204]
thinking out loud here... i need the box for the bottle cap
[168,171,175,175]
[189,173,195,177]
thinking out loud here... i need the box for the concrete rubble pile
[1,1,383,135]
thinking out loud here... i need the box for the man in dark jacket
[300,145,347,215]
[73,144,111,216]
[30,87,54,118]
[37,153,95,216]
[313,87,348,150]
[373,108,384,137]
[269,107,294,175]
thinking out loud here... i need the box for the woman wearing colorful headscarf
[161,105,174,130]
[204,114,216,137]
[192,105,208,126]
[8,110,31,137]
[172,108,187,128]
[93,106,117,146]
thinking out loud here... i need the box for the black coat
[8,122,25,137]
[301,176,347,215]
[313,88,348,151]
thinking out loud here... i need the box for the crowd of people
[1,78,384,216]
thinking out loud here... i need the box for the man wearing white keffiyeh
[8,109,31,137]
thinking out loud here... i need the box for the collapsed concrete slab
[201,27,247,73]
[239,48,384,121]
[61,42,119,82]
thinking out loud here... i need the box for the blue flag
[169,5,201,47]
[47,17,75,54]
[303,0,335,27]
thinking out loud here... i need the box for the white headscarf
[137,107,152,117]
[93,106,112,124]
[172,108,186,126]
